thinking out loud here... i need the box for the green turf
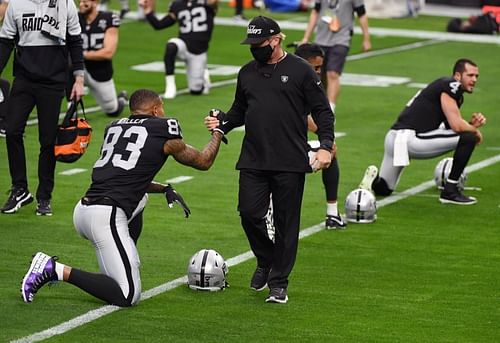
[1,6,500,343]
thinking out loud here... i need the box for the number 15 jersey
[392,77,464,133]
[85,115,183,217]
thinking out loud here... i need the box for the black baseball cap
[241,16,281,45]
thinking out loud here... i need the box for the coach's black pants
[5,78,64,200]
[238,169,305,289]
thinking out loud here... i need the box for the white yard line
[11,153,500,343]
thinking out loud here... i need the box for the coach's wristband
[73,70,84,78]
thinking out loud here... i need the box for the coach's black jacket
[221,53,334,172]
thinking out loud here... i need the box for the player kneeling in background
[358,58,486,205]
[74,0,128,117]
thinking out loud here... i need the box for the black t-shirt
[221,54,334,172]
[79,11,120,82]
[169,0,215,54]
[392,77,464,133]
[85,115,183,217]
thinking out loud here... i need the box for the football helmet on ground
[187,249,228,291]
[344,188,377,223]
[434,157,467,191]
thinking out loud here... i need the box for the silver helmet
[344,188,377,223]
[187,249,228,291]
[434,157,467,191]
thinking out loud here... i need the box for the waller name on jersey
[22,13,60,31]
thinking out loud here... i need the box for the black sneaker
[36,199,53,216]
[325,214,347,230]
[439,182,477,205]
[1,187,34,214]
[250,267,270,291]
[265,287,288,304]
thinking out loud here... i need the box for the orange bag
[54,99,92,163]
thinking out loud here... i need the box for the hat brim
[240,36,270,45]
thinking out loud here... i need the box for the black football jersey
[79,11,120,82]
[392,77,464,133]
[169,0,215,54]
[85,115,183,217]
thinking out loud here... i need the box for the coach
[206,16,334,303]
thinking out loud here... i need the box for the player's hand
[205,109,228,144]
[70,75,84,101]
[138,0,154,14]
[310,148,332,172]
[470,112,486,128]
[164,184,191,218]
[474,129,483,145]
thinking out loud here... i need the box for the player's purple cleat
[21,252,58,303]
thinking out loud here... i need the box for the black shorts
[321,45,350,74]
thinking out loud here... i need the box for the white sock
[55,262,65,281]
[326,202,338,216]
[329,102,336,113]
[166,75,175,87]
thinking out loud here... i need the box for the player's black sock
[450,131,476,181]
[164,43,178,75]
[67,268,132,307]
[372,177,393,196]
[322,158,339,201]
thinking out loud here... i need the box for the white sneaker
[358,165,378,191]
[202,69,211,95]
[164,75,176,99]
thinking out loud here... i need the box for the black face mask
[250,44,274,64]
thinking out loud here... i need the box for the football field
[1,6,500,342]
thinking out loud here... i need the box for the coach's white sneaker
[358,165,378,191]
[202,69,211,95]
[164,75,176,99]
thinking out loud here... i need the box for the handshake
[204,109,228,144]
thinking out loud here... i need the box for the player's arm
[441,93,484,143]
[163,132,223,171]
[84,27,118,61]
[140,0,177,29]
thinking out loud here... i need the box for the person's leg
[185,51,207,95]
[34,85,64,204]
[72,202,142,305]
[238,170,274,269]
[322,45,349,111]
[86,73,125,117]
[267,171,305,289]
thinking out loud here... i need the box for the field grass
[1,5,500,342]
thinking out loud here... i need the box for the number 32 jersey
[169,0,216,54]
[392,77,464,133]
[85,115,183,217]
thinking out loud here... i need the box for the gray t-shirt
[314,0,365,47]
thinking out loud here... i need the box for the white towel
[393,129,412,167]
[41,0,67,41]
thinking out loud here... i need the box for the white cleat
[358,165,378,191]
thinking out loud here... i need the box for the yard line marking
[59,168,87,176]
[165,176,193,184]
[12,153,500,343]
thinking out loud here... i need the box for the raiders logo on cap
[241,16,281,45]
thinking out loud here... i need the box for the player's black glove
[164,184,191,218]
[209,109,228,144]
